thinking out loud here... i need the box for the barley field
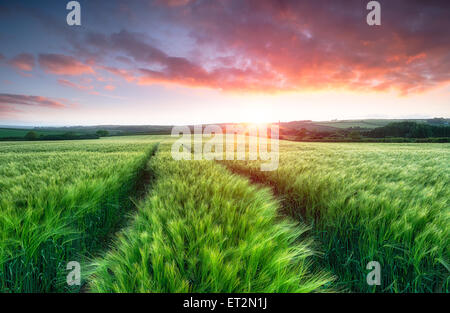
[88,143,331,292]
[0,137,159,292]
[0,136,448,292]
[223,141,450,292]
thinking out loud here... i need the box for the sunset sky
[0,0,449,126]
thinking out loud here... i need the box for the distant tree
[296,128,308,138]
[96,130,109,137]
[24,131,38,140]
[63,132,76,138]
[427,118,446,125]
[349,131,362,140]
[368,121,450,138]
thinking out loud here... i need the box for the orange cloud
[104,85,116,91]
[39,54,94,75]
[131,0,449,94]
[58,79,94,91]
[164,0,192,7]
[13,1,450,95]
[101,65,136,82]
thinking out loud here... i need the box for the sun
[239,106,275,124]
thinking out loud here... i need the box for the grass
[0,136,159,292]
[223,140,450,292]
[88,143,332,292]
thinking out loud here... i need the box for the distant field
[0,128,72,138]
[0,135,448,293]
[315,119,448,129]
[315,119,405,129]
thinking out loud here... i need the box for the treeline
[33,133,100,141]
[283,121,450,143]
[0,131,104,141]
[283,137,450,143]
[366,121,450,138]
[34,125,173,135]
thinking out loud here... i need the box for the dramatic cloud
[162,0,192,7]
[0,93,72,117]
[0,93,67,108]
[101,0,450,94]
[58,79,93,91]
[100,65,137,83]
[0,104,21,117]
[104,85,116,91]
[2,0,450,96]
[8,53,35,71]
[39,54,94,75]
[80,30,285,91]
[141,0,450,93]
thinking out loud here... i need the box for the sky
[0,0,449,126]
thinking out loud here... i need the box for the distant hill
[32,125,174,136]
[314,118,449,130]
[366,121,450,138]
[1,118,448,139]
[0,128,81,139]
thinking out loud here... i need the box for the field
[0,136,448,292]
[223,141,449,292]
[314,119,399,129]
[314,119,437,129]
[0,137,159,292]
[88,143,331,292]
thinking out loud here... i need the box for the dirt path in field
[80,144,159,292]
[218,162,303,218]
[103,144,160,240]
[132,145,159,201]
[217,161,343,291]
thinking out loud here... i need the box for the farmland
[0,136,160,292]
[88,143,331,292]
[0,136,448,293]
[223,141,450,292]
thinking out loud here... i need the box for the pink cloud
[39,54,95,75]
[101,65,136,82]
[8,53,35,71]
[0,93,72,117]
[104,85,116,91]
[160,0,192,7]
[0,93,67,108]
[120,0,448,94]
[82,18,449,94]
[58,79,93,91]
[11,1,449,95]
[0,104,22,117]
